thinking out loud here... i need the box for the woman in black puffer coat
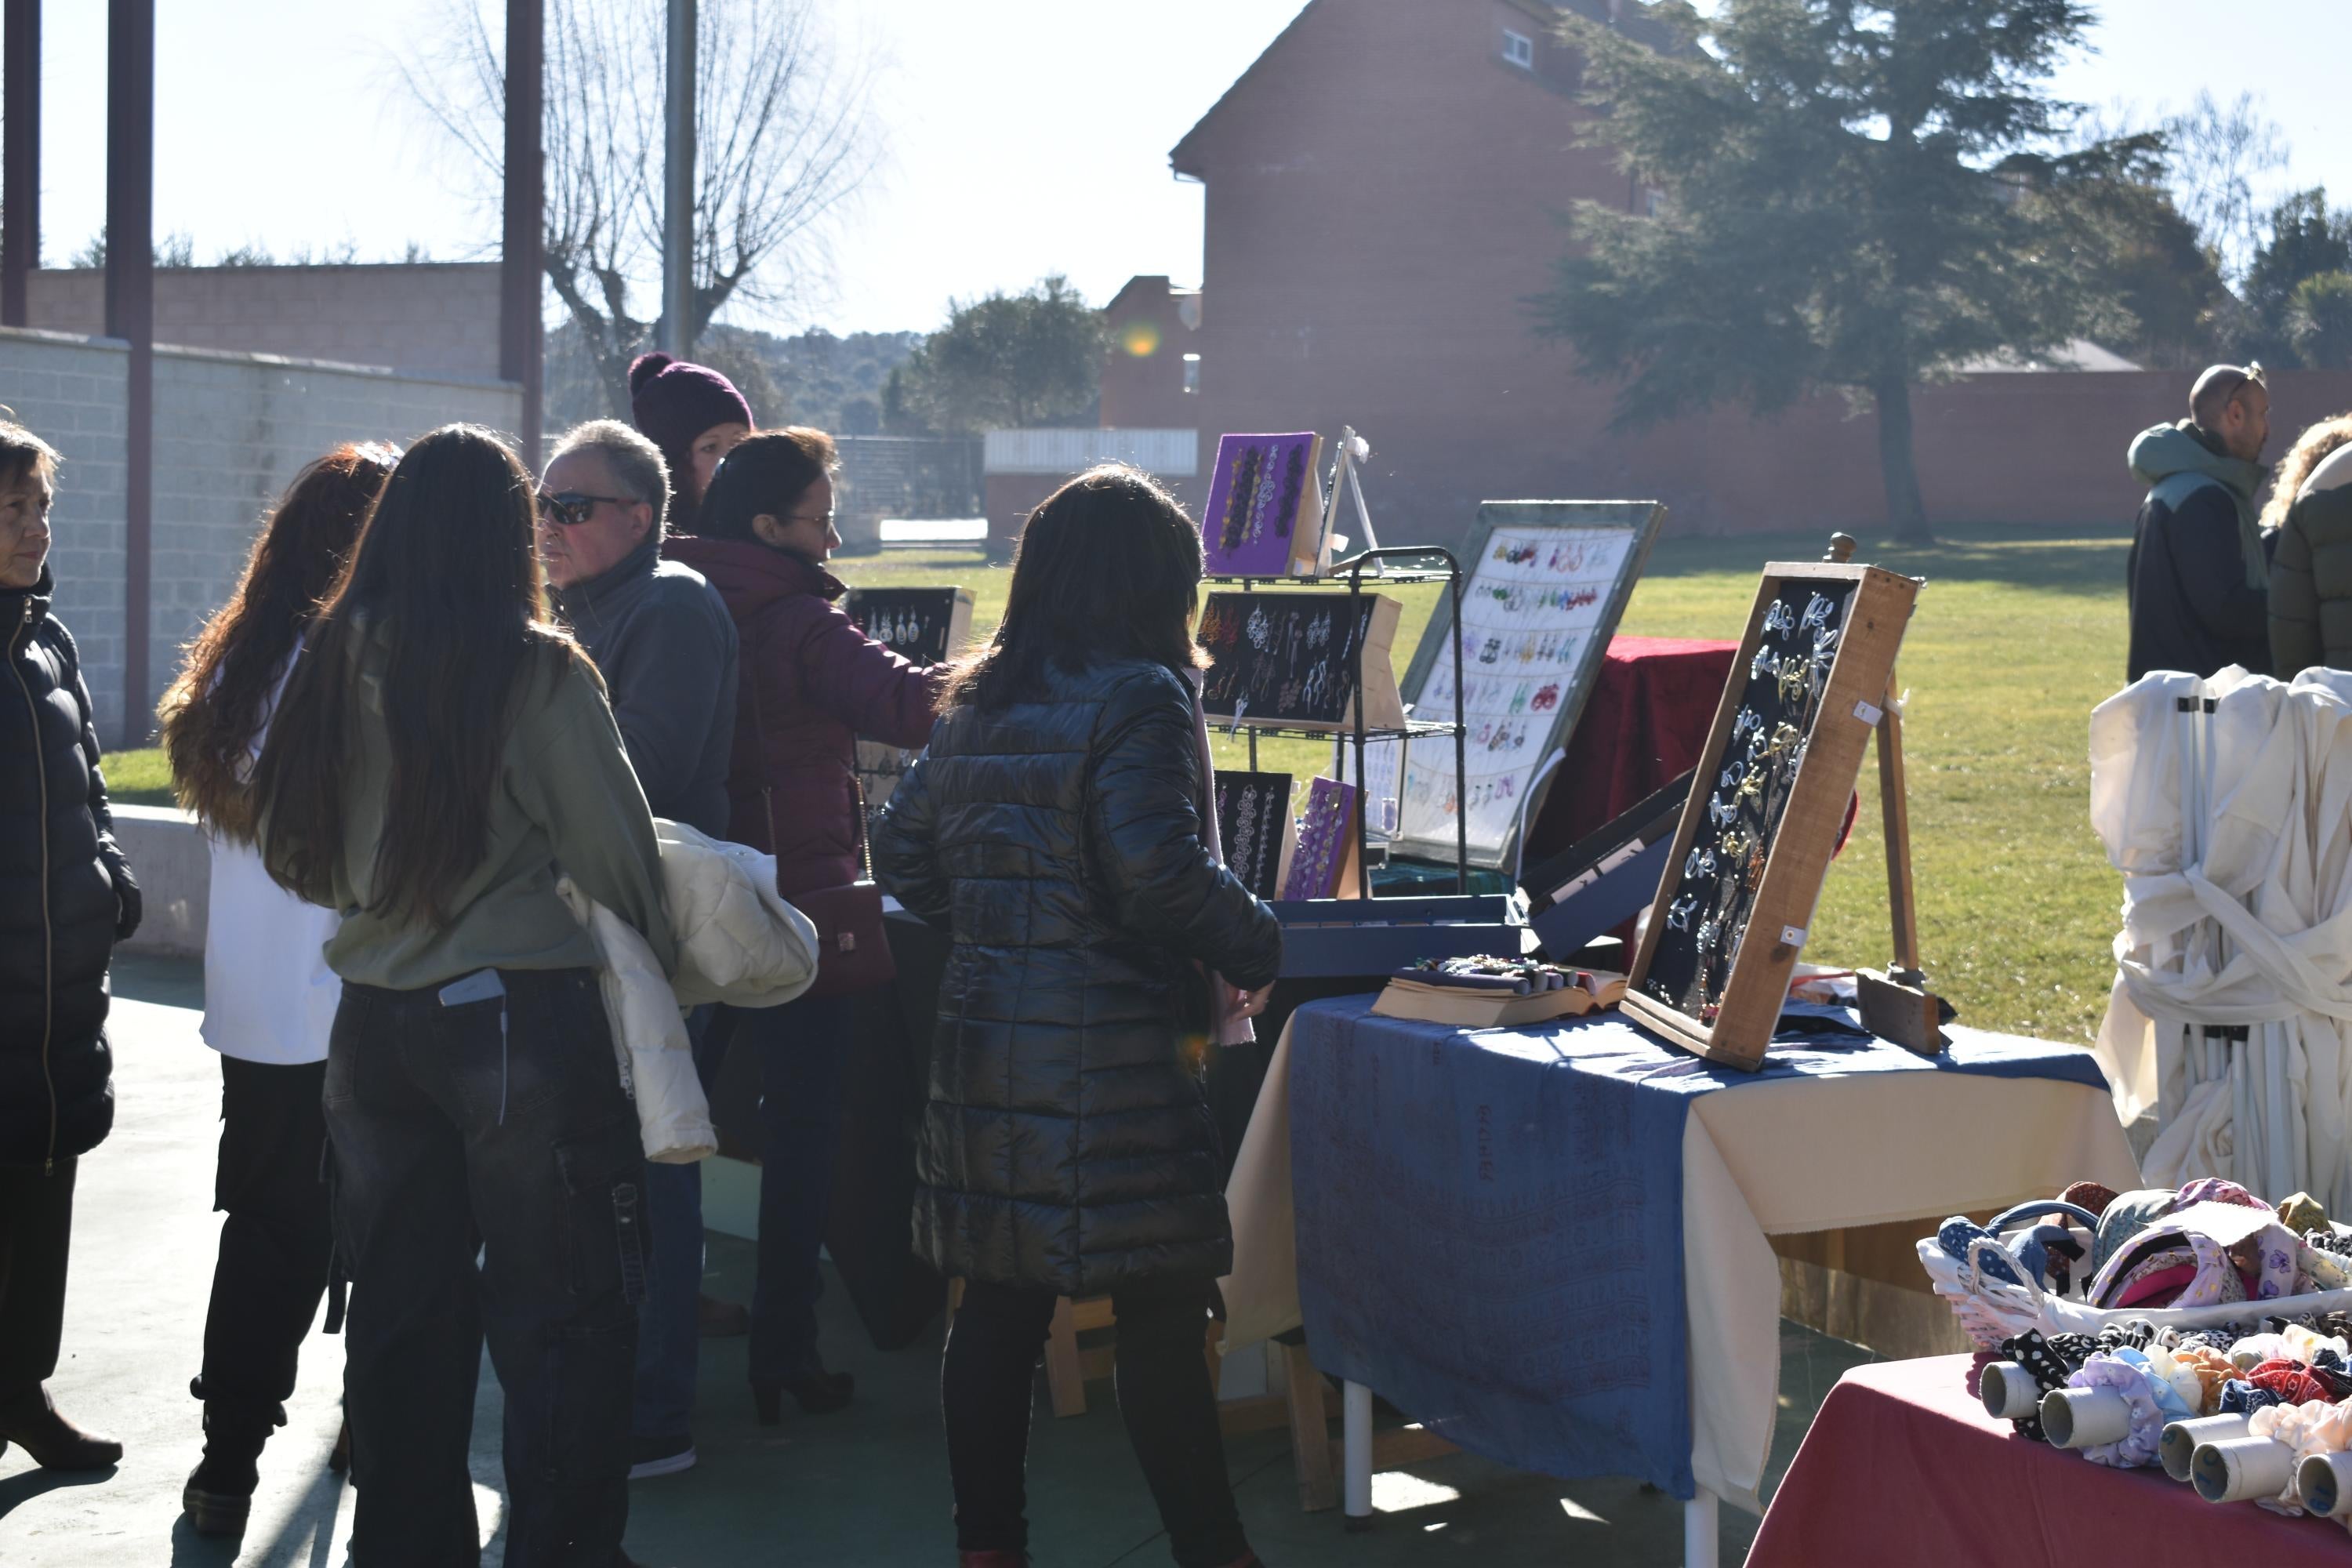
[0,420,140,1472]
[873,464,1281,1568]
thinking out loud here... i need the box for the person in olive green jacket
[245,425,672,1568]
[2267,412,2352,677]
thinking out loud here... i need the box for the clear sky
[13,0,2351,337]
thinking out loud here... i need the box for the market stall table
[1749,1352,2351,1565]
[1219,998,2143,1568]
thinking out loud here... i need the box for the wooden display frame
[1621,560,1920,1069]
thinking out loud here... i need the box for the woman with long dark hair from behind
[666,430,946,1421]
[248,424,673,1568]
[871,465,1282,1568]
[158,442,396,1537]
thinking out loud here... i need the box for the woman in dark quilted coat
[0,420,140,1473]
[666,429,946,1420]
[873,465,1282,1568]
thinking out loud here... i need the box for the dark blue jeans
[326,967,644,1568]
[738,989,855,1388]
[631,1006,719,1442]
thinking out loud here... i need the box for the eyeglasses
[537,491,630,527]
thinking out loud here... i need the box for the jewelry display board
[1201,433,1327,578]
[1197,590,1405,733]
[846,586,973,818]
[1383,502,1665,872]
[1213,770,1295,899]
[1621,561,1920,1069]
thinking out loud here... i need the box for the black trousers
[0,1157,75,1397]
[943,1277,1247,1566]
[327,968,645,1568]
[200,1055,334,1412]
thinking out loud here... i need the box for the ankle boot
[0,1384,123,1471]
[183,1397,284,1537]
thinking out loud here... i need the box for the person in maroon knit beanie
[629,351,755,533]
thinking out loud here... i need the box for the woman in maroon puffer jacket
[666,429,945,1420]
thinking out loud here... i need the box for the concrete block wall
[2,325,520,743]
[27,263,506,381]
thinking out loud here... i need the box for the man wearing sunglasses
[538,420,741,1484]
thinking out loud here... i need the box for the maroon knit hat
[628,351,756,465]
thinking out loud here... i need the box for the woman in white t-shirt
[156,442,397,1538]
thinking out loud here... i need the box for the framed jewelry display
[1621,560,1921,1069]
[1381,501,1665,872]
[846,585,974,818]
[1213,770,1296,898]
[1196,590,1406,733]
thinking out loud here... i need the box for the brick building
[1109,0,2352,539]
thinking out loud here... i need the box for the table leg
[1683,1486,1719,1568]
[1342,1379,1373,1531]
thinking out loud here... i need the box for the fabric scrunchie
[2060,1181,2122,1219]
[2065,1353,2176,1468]
[2172,1345,2238,1415]
[2249,1358,2335,1407]
[1998,1330,2077,1442]
[2222,1378,2284,1417]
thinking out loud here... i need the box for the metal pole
[2,0,38,326]
[659,0,695,355]
[104,0,152,745]
[501,0,544,460]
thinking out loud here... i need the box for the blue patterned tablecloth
[1286,996,2110,1498]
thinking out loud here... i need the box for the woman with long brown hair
[872,465,1281,1568]
[247,424,673,1568]
[158,441,395,1537]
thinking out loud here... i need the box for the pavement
[0,954,1872,1566]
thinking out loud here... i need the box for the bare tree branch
[393,0,882,416]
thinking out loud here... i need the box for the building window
[1502,29,1534,69]
[1182,354,1201,395]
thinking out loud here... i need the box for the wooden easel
[1821,533,1945,1055]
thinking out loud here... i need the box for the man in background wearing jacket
[2125,362,2274,681]
[539,419,739,1483]
[0,419,140,1472]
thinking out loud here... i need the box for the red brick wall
[1102,277,1202,432]
[1174,0,2352,539]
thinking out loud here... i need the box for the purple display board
[1202,432,1321,578]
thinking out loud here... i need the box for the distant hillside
[546,320,923,437]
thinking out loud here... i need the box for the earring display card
[1214,771,1295,899]
[1385,501,1665,871]
[1283,776,1362,901]
[1196,590,1405,733]
[844,586,975,667]
[1201,433,1326,578]
[1621,561,1920,1069]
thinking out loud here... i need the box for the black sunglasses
[537,491,631,527]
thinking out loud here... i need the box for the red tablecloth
[1523,634,1735,864]
[1749,1354,2351,1566]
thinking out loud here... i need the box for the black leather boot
[0,1384,123,1471]
[182,1395,284,1537]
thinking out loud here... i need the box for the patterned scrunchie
[2172,1344,2238,1414]
[1998,1330,2078,1441]
[2221,1378,2284,1417]
[2065,1353,2180,1468]
[2249,1358,2335,1407]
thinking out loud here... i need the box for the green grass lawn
[107,528,2131,1042]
